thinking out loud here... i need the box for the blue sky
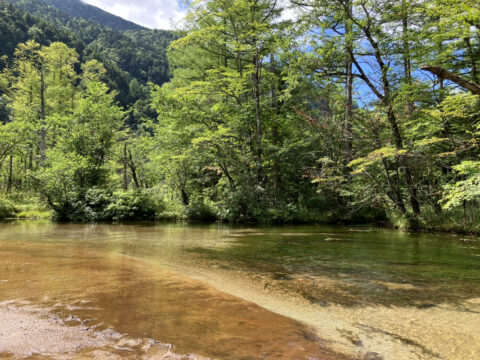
[82,0,296,30]
[82,0,187,29]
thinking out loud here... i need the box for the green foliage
[0,1,84,59]
[185,196,217,223]
[0,197,17,218]
[1,0,177,122]
[105,190,163,222]
[1,0,480,232]
[7,0,146,31]
[45,187,164,222]
[442,161,480,210]
[4,0,176,83]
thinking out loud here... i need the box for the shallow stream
[0,222,479,359]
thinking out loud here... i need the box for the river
[0,221,479,359]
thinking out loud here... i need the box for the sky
[82,0,187,30]
[82,0,296,30]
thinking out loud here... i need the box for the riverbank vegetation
[0,0,479,231]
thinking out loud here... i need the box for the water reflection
[0,222,347,360]
[187,227,480,307]
[1,221,480,359]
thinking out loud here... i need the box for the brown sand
[0,302,209,360]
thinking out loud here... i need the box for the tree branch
[421,65,480,95]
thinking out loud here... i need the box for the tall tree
[291,0,424,221]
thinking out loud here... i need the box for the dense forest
[0,0,479,232]
[1,0,177,111]
[5,0,146,31]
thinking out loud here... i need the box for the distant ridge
[6,0,146,30]
[2,0,177,107]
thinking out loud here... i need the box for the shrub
[82,187,113,221]
[0,197,17,219]
[105,190,163,221]
[185,196,217,222]
[48,188,164,222]
[347,206,388,225]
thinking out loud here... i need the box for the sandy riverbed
[0,301,209,360]
[172,263,480,360]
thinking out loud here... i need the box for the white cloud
[81,0,186,30]
[278,0,298,23]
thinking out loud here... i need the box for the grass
[15,206,53,219]
[0,192,52,220]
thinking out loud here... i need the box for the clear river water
[0,221,479,359]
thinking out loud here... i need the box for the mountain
[1,0,178,90]
[0,0,178,126]
[0,1,85,59]
[6,0,146,30]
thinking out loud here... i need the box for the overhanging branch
[421,65,480,95]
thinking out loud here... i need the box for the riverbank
[3,190,480,235]
[0,224,353,360]
[0,301,209,359]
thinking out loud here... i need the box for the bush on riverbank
[0,197,17,219]
[105,190,163,221]
[5,189,480,235]
[46,188,164,222]
[185,196,217,222]
[0,193,52,220]
[9,193,53,219]
[417,206,480,234]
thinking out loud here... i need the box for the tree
[150,0,296,220]
[290,0,427,224]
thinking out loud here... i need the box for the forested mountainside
[0,0,177,111]
[0,2,84,57]
[0,0,480,233]
[5,0,176,85]
[5,0,145,30]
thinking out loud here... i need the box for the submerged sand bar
[0,225,349,360]
[1,222,479,359]
[0,301,208,359]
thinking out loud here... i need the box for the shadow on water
[0,221,351,360]
[186,226,480,307]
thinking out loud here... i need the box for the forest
[0,0,479,232]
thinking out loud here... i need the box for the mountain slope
[3,0,177,87]
[0,1,84,59]
[1,0,178,127]
[6,0,146,30]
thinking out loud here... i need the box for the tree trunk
[344,2,354,162]
[128,149,140,188]
[386,105,421,215]
[123,143,128,190]
[270,54,281,199]
[402,0,412,83]
[402,0,415,115]
[253,48,263,185]
[28,145,33,170]
[181,189,189,206]
[349,7,421,216]
[39,70,47,163]
[7,155,13,192]
[218,161,236,191]
[464,37,479,84]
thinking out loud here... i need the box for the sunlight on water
[0,221,479,359]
